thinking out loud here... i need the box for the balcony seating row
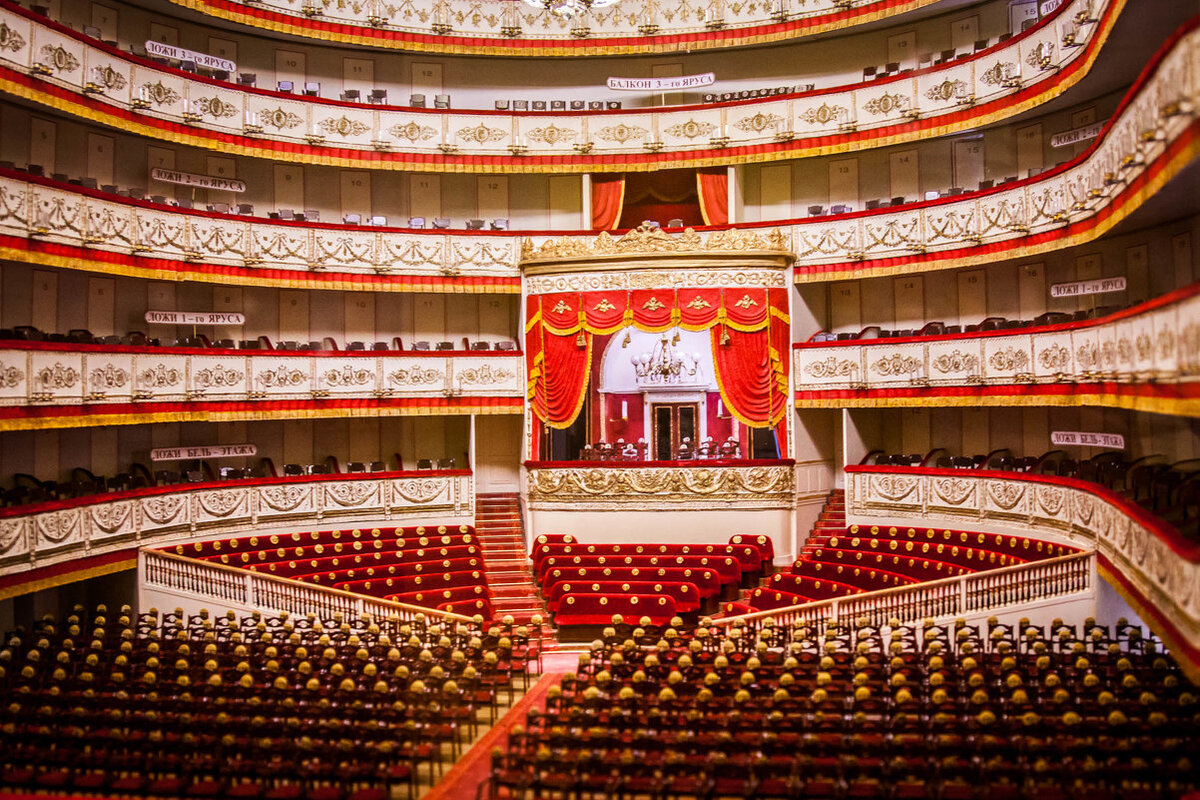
[492,614,1194,799]
[0,603,535,798]
[807,309,1127,343]
[0,326,519,353]
[862,452,1200,539]
[7,160,1064,233]
[0,455,453,509]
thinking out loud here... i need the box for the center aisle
[419,670,565,800]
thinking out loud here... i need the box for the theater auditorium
[0,0,1195,794]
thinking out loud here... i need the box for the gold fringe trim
[0,0,1121,175]
[0,557,137,601]
[0,402,523,432]
[164,0,940,57]
[0,245,520,294]
[795,125,1198,284]
[794,392,1200,418]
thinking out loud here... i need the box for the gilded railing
[0,14,1192,285]
[162,0,942,55]
[0,344,523,424]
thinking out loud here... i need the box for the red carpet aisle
[474,494,547,624]
[420,671,564,800]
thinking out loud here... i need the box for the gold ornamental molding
[793,284,1200,417]
[525,463,796,510]
[520,224,795,279]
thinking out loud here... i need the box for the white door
[474,415,523,492]
[343,58,374,95]
[886,31,916,69]
[86,134,114,187]
[829,281,861,335]
[1016,124,1043,178]
[340,172,371,219]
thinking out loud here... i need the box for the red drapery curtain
[526,295,593,429]
[591,176,625,231]
[696,169,728,226]
[526,288,788,432]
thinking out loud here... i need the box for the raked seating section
[727,496,1079,614]
[0,604,537,799]
[490,615,1198,799]
[162,525,493,619]
[530,535,772,627]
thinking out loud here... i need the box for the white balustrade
[0,346,523,412]
[0,0,1114,156]
[0,470,474,575]
[716,550,1095,633]
[141,548,475,623]
[794,285,1200,397]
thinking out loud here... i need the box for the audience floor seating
[489,613,1198,799]
[0,604,537,799]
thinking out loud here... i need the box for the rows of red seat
[729,517,1078,614]
[174,525,474,559]
[159,524,492,619]
[531,535,775,627]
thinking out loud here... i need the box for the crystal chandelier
[632,331,701,385]
[522,0,619,17]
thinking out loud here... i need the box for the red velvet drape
[591,176,625,231]
[710,323,788,430]
[527,288,789,433]
[527,326,593,428]
[696,169,728,226]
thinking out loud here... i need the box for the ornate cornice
[0,0,1126,170]
[525,463,796,510]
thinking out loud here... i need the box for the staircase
[805,488,846,550]
[725,489,847,610]
[475,493,547,625]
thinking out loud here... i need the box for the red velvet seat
[546,580,702,614]
[554,593,677,626]
[541,566,722,602]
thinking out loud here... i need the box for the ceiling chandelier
[632,330,701,385]
[522,0,619,17]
